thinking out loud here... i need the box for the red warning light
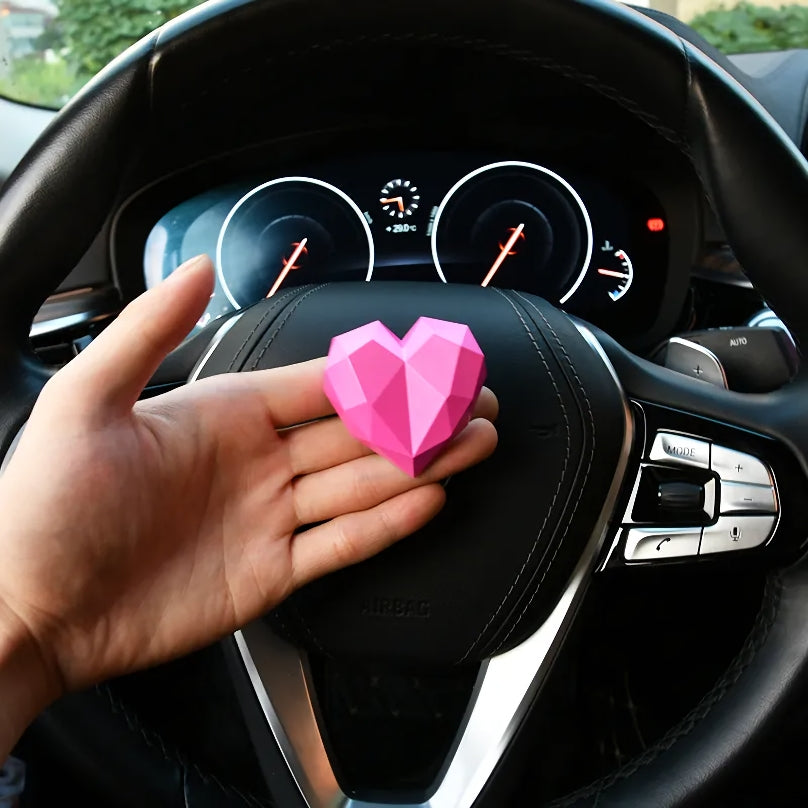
[646,217,665,232]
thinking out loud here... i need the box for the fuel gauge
[595,245,634,302]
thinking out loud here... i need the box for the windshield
[0,0,207,107]
[2,0,808,108]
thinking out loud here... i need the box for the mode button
[649,432,710,469]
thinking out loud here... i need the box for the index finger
[195,357,333,427]
[213,362,496,431]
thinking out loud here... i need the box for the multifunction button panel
[621,432,778,562]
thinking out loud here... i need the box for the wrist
[0,599,62,760]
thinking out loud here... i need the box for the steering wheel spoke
[181,288,636,808]
[229,388,630,808]
[595,327,808,572]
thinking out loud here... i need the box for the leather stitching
[675,40,730,257]
[246,281,333,655]
[247,284,329,371]
[270,599,332,657]
[680,38,694,154]
[675,42,714,207]
[174,34,689,153]
[456,290,571,663]
[271,596,330,656]
[546,572,783,807]
[99,682,273,807]
[225,287,304,374]
[287,598,331,656]
[489,293,596,654]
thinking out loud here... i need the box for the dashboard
[9,11,808,361]
[139,153,671,339]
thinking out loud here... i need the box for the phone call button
[624,527,702,562]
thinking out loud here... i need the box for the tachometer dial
[431,161,592,302]
[216,177,373,308]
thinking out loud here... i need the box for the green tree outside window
[0,0,202,108]
[3,1,808,109]
[690,2,808,54]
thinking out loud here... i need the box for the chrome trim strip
[232,324,634,808]
[39,286,95,302]
[188,313,245,382]
[599,460,646,570]
[573,323,624,397]
[234,625,342,804]
[747,308,795,344]
[29,310,113,339]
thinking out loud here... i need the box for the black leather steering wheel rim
[5,1,808,805]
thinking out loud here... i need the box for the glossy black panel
[133,152,671,342]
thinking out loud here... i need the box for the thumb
[54,255,215,415]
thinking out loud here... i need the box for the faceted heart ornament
[323,317,487,477]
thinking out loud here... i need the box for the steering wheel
[3,0,808,805]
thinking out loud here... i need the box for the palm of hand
[0,374,296,689]
[0,257,497,704]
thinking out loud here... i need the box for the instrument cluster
[142,152,670,337]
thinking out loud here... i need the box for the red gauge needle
[380,196,405,212]
[267,237,308,298]
[597,268,629,278]
[481,223,525,288]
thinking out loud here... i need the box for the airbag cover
[196,282,627,664]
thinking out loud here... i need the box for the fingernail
[169,254,209,279]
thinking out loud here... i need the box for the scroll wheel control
[658,481,704,512]
[630,466,716,525]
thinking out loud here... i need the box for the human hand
[0,256,497,754]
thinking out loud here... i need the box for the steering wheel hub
[193,282,629,664]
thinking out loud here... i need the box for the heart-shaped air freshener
[323,317,486,477]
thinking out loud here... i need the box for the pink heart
[323,317,487,477]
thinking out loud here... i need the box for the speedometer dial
[431,161,592,302]
[216,177,373,308]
